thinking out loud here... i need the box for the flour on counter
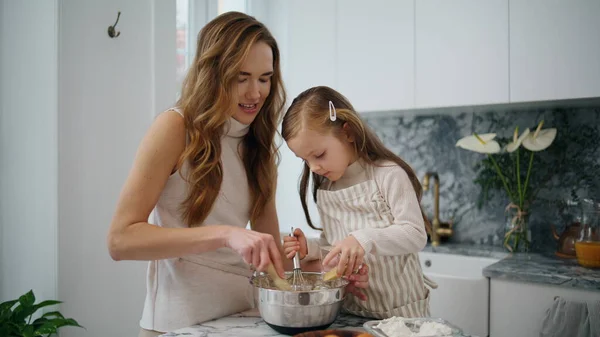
[375,316,453,337]
[376,316,413,336]
[415,321,453,336]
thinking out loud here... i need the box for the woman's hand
[346,263,369,301]
[225,227,285,278]
[282,228,308,260]
[323,235,365,278]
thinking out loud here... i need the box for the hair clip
[328,101,337,122]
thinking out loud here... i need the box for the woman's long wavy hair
[177,12,285,227]
[281,86,431,234]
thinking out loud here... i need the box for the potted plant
[0,289,83,337]
[456,121,557,252]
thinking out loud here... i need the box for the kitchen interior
[1,0,599,337]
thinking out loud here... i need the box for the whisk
[289,227,307,290]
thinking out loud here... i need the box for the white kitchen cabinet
[490,279,600,337]
[336,0,414,113]
[419,252,502,337]
[509,0,600,103]
[415,0,509,108]
[285,0,337,101]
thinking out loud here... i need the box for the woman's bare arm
[107,111,285,276]
[107,111,230,261]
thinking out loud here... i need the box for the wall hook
[108,11,121,38]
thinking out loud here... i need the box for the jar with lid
[575,199,600,268]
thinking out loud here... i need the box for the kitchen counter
[422,242,600,291]
[483,252,600,290]
[159,309,369,337]
[159,309,481,336]
[422,243,509,259]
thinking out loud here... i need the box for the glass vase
[504,204,531,253]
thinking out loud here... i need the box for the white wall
[58,1,175,336]
[247,1,322,238]
[0,0,59,306]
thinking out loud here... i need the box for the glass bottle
[575,199,600,268]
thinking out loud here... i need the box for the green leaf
[14,297,62,326]
[0,320,16,336]
[33,300,61,312]
[62,318,84,329]
[31,317,49,330]
[35,317,84,335]
[10,290,38,323]
[19,290,35,308]
[22,325,34,337]
[0,299,18,311]
[40,311,65,319]
[12,303,29,324]
[0,299,18,320]
[34,324,58,335]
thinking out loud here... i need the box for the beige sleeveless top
[140,108,256,332]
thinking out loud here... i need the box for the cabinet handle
[425,260,432,267]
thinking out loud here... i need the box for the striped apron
[316,165,434,319]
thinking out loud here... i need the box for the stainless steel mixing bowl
[251,271,349,335]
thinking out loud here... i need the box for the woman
[107,12,368,336]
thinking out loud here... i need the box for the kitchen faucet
[422,171,453,246]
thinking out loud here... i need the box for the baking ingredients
[374,316,453,337]
[266,264,292,291]
[375,317,413,336]
[415,321,453,336]
[323,267,340,281]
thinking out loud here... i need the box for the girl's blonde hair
[177,12,285,227]
[281,86,431,234]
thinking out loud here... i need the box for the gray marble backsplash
[363,104,600,253]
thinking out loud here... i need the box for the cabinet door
[510,0,600,102]
[415,0,509,108]
[337,0,415,113]
[490,279,600,337]
[285,0,337,101]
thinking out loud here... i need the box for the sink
[419,252,500,337]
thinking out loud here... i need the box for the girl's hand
[282,228,308,260]
[323,235,365,278]
[346,263,369,301]
[225,227,285,278]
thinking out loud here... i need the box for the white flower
[456,133,501,154]
[522,121,556,152]
[506,126,530,153]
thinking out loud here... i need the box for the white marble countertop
[159,309,369,337]
[159,309,481,337]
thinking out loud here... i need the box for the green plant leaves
[0,290,83,337]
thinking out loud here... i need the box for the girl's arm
[350,164,428,256]
[304,231,330,261]
[107,111,284,277]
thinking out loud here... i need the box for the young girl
[282,86,435,319]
